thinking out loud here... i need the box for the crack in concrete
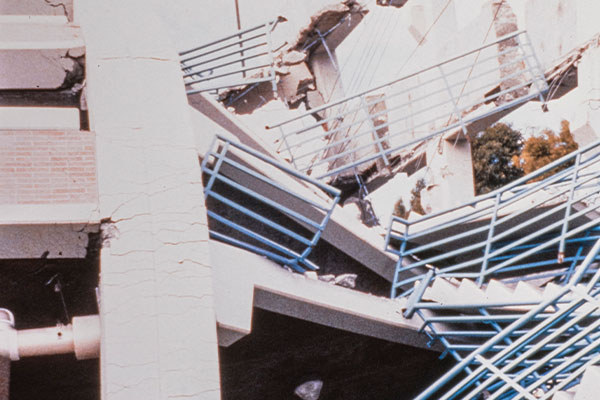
[43,0,70,20]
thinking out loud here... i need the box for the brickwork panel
[0,130,98,204]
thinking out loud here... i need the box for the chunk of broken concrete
[305,271,318,280]
[281,50,308,66]
[334,273,357,288]
[294,380,323,400]
[317,274,336,283]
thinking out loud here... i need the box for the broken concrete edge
[217,0,368,113]
[544,32,600,83]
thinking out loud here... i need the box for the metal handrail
[412,239,600,400]
[386,139,600,297]
[201,135,340,273]
[266,30,547,180]
[180,17,285,95]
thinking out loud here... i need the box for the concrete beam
[0,16,84,90]
[210,240,438,350]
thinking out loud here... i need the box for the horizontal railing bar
[266,29,528,129]
[207,211,304,262]
[180,32,266,64]
[184,63,272,85]
[180,19,276,56]
[182,44,268,77]
[186,77,274,94]
[205,170,323,230]
[214,135,340,196]
[206,190,313,246]
[209,153,332,212]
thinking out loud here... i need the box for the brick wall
[0,130,98,204]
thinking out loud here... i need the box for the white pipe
[0,310,100,361]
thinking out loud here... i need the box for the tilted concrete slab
[0,16,84,90]
[0,107,80,130]
[210,240,438,350]
[191,91,399,282]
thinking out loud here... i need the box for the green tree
[518,120,578,181]
[472,123,524,195]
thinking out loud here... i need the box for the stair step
[485,279,514,303]
[0,16,84,90]
[456,279,486,303]
[423,277,458,304]
[513,281,543,303]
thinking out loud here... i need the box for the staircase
[266,30,547,181]
[387,139,600,298]
[410,238,600,400]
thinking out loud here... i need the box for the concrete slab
[210,240,438,350]
[191,92,399,281]
[0,107,80,130]
[0,223,98,259]
[0,17,84,90]
[0,1,73,21]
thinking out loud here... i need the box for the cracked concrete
[76,0,221,398]
[0,0,73,20]
[217,0,367,114]
[0,18,85,90]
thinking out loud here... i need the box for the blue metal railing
[386,139,600,298]
[412,238,600,400]
[180,17,285,95]
[202,135,340,273]
[266,30,547,180]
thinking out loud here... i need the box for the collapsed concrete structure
[1,0,600,399]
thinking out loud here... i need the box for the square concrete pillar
[75,1,221,399]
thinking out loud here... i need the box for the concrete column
[422,137,475,212]
[75,1,221,399]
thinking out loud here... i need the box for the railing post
[265,20,277,92]
[202,140,230,194]
[558,153,582,263]
[438,65,468,138]
[360,95,390,168]
[519,32,549,104]
[478,192,502,286]
[403,270,434,318]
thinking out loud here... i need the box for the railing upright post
[478,192,502,286]
[265,20,277,92]
[438,65,469,138]
[558,153,582,263]
[519,32,549,104]
[203,141,231,194]
[360,95,390,168]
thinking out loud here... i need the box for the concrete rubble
[218,1,368,113]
